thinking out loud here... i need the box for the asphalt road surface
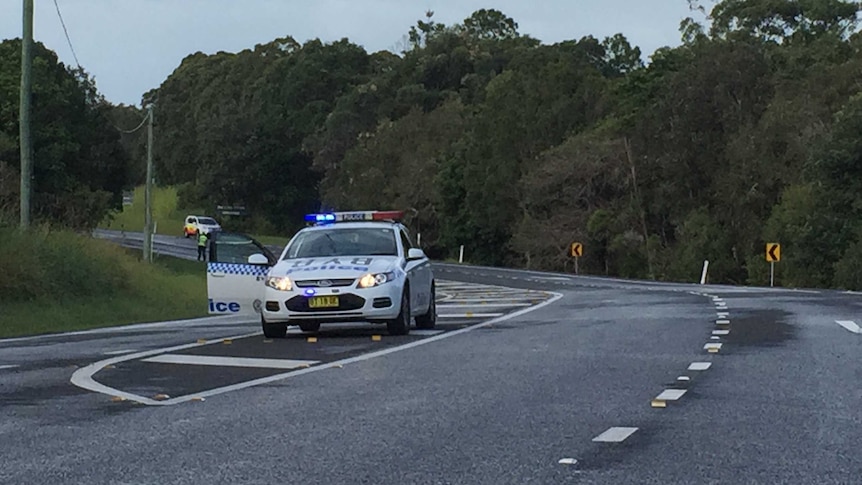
[2,234,861,483]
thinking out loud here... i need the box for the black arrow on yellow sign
[571,242,583,258]
[766,243,780,262]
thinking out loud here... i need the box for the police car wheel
[386,289,411,336]
[261,317,287,339]
[415,282,436,329]
[299,322,320,333]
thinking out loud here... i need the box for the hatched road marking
[71,280,563,406]
[655,389,687,401]
[592,427,639,443]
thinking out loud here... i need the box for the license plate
[308,296,339,308]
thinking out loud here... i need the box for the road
[2,232,861,483]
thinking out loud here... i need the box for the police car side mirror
[248,253,270,266]
[406,248,426,261]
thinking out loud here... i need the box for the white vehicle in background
[205,210,436,338]
[183,215,222,237]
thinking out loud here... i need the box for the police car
[206,210,436,338]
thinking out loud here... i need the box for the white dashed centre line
[704,343,723,351]
[688,362,712,371]
[592,427,639,443]
[141,354,320,369]
[655,389,687,401]
[716,319,731,325]
[713,329,730,336]
[835,320,862,334]
[0,365,19,370]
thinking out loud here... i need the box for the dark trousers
[197,245,206,261]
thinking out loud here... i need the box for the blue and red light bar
[304,210,405,224]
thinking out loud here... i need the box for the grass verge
[0,227,207,338]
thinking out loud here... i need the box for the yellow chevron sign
[766,243,780,262]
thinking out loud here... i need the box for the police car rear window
[283,228,397,259]
[198,217,218,225]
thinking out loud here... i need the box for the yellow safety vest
[198,233,208,247]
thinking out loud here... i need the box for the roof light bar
[303,210,405,224]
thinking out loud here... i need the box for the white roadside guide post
[459,245,464,264]
[700,260,709,285]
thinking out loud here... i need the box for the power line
[115,111,150,134]
[52,0,81,70]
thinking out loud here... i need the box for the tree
[0,39,130,229]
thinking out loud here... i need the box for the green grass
[100,185,291,245]
[0,227,207,338]
[101,186,192,237]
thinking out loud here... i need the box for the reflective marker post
[459,245,464,264]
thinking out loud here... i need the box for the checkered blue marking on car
[207,262,270,276]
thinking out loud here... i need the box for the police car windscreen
[198,217,218,225]
[284,228,397,259]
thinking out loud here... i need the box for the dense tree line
[0,40,133,229]
[4,0,862,289]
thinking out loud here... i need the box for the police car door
[400,228,430,312]
[206,232,277,316]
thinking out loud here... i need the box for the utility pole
[19,0,34,229]
[143,105,154,262]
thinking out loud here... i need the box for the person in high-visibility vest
[197,230,209,261]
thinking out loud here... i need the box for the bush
[0,227,130,302]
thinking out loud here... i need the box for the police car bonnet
[274,257,395,276]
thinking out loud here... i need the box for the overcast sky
[1,1,699,106]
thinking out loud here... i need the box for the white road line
[409,330,444,336]
[688,362,712,371]
[0,365,19,370]
[437,303,532,307]
[717,312,729,318]
[835,320,862,334]
[439,295,536,301]
[712,330,730,336]
[558,458,578,465]
[592,427,638,443]
[141,354,319,369]
[655,389,687,401]
[704,343,723,350]
[0,314,250,344]
[103,349,138,355]
[716,319,730,325]
[438,313,505,318]
[677,376,690,382]
[71,292,565,405]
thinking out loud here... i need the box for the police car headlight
[266,276,292,291]
[357,272,395,288]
